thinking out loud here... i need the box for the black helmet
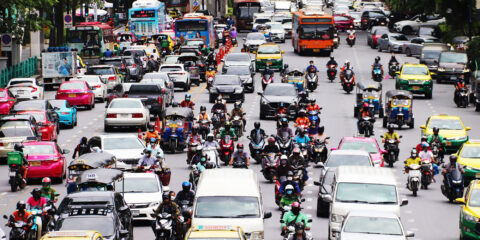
[330,56,334,60]
[14,143,23,152]
[450,155,458,163]
[388,124,394,133]
[144,148,152,154]
[281,118,288,127]
[309,98,316,104]
[16,201,26,211]
[234,102,240,109]
[148,123,155,132]
[284,64,289,69]
[182,181,191,192]
[162,192,171,200]
[375,56,380,62]
[295,221,305,231]
[410,149,418,158]
[216,96,222,103]
[200,106,206,112]
[318,125,325,134]
[31,188,41,198]
[433,127,439,133]
[421,136,428,142]
[254,122,260,129]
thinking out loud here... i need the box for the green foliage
[467,37,480,63]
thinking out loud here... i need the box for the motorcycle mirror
[318,162,325,168]
[163,186,170,192]
[301,198,306,202]
[399,135,403,138]
[263,211,272,219]
[3,215,7,219]
[400,198,408,206]
[403,161,407,164]
[308,219,313,223]
[326,137,331,139]
[257,92,263,96]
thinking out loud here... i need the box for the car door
[35,79,44,99]
[55,143,67,173]
[379,34,388,50]
[412,38,425,55]
[7,90,16,109]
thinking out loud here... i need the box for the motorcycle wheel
[10,182,17,192]
[413,188,417,197]
[388,159,393,168]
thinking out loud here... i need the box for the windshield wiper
[338,200,369,203]
[233,214,258,218]
[199,215,230,218]
[369,201,397,204]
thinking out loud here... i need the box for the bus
[233,0,261,30]
[292,8,335,55]
[128,0,166,38]
[66,22,116,58]
[165,0,190,14]
[174,13,215,48]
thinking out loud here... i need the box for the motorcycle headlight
[210,88,217,93]
[464,68,470,72]
[235,88,243,94]
[463,212,479,222]
[331,214,344,223]
[261,100,268,105]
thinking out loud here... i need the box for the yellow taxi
[395,63,433,99]
[420,114,471,152]
[255,43,284,71]
[185,225,247,240]
[457,140,480,184]
[41,231,103,240]
[129,43,161,60]
[457,180,480,239]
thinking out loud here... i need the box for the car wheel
[388,46,393,53]
[92,99,95,108]
[74,113,78,126]
[425,92,432,99]
[104,124,112,132]
[86,104,92,110]
[402,26,413,35]
[70,116,75,129]
[378,45,382,52]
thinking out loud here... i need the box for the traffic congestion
[0,0,479,239]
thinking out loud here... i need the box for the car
[395,63,433,99]
[456,140,480,184]
[122,49,148,68]
[106,84,126,107]
[321,150,374,171]
[418,26,437,37]
[436,51,469,83]
[164,55,182,64]
[360,10,388,30]
[244,32,267,53]
[12,99,56,113]
[332,210,414,239]
[226,66,255,93]
[125,83,168,118]
[266,22,286,43]
[282,18,293,38]
[17,110,59,141]
[333,5,349,15]
[419,43,450,73]
[6,78,44,101]
[209,75,245,103]
[185,225,247,240]
[394,15,445,35]
[222,53,255,74]
[255,43,284,71]
[0,115,40,158]
[258,83,297,120]
[41,231,104,240]
[402,36,439,57]
[252,17,271,32]
[123,56,144,82]
[141,72,175,106]
[177,55,206,84]
[335,137,384,166]
[85,65,123,90]
[159,64,191,91]
[0,89,16,114]
[377,33,409,53]
[73,75,107,103]
[48,99,78,128]
[113,172,164,221]
[185,38,205,50]
[367,26,389,48]
[128,44,161,60]
[87,134,146,166]
[313,167,335,217]
[457,179,480,240]
[178,46,203,58]
[99,57,125,75]
[56,80,96,109]
[22,141,68,182]
[420,114,471,153]
[349,12,362,28]
[104,98,150,132]
[333,14,354,31]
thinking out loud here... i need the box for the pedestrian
[72,137,91,159]
[104,48,113,58]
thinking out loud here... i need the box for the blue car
[48,99,77,128]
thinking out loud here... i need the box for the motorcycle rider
[229,143,250,168]
[289,148,309,184]
[298,91,309,106]
[281,64,290,78]
[279,171,301,195]
[147,137,164,159]
[287,222,309,240]
[197,106,211,123]
[229,102,246,132]
[442,155,465,188]
[340,60,353,81]
[294,110,310,130]
[175,181,195,206]
[427,127,446,160]
[187,126,202,143]
[295,128,311,146]
[144,123,160,143]
[12,143,28,184]
[388,53,399,68]
[72,137,90,158]
[27,188,47,210]
[454,74,467,103]
[204,133,220,149]
[138,149,157,168]
[416,136,429,152]
[277,156,293,180]
[277,118,294,138]
[305,60,319,79]
[419,142,435,166]
[190,146,203,165]
[279,185,300,208]
[262,64,274,80]
[153,192,181,237]
[180,93,195,109]
[306,98,321,112]
[10,201,32,228]
[219,121,236,139]
[382,125,400,160]
[211,96,227,114]
[312,126,329,144]
[250,121,267,139]
[325,56,338,69]
[264,137,281,155]
[40,177,58,202]
[281,202,311,235]
[196,156,208,172]
[357,103,375,134]
[405,149,422,169]
[371,56,384,78]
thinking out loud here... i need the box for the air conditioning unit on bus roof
[184,13,205,17]
[132,0,162,8]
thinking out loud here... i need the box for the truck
[125,83,167,118]
[274,1,291,13]
[41,50,79,90]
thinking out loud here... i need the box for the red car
[56,80,95,109]
[23,141,68,181]
[332,137,385,166]
[369,26,389,48]
[333,15,354,31]
[0,89,16,114]
[18,110,58,141]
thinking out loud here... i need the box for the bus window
[299,25,333,40]
[176,20,208,31]
[238,6,260,19]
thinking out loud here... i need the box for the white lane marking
[307,190,312,194]
[66,139,71,143]
[306,206,312,209]
[0,192,7,196]
[404,210,413,214]
[93,118,98,121]
[83,126,88,129]
[306,198,312,202]
[407,219,415,223]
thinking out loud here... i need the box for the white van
[326,166,408,240]
[191,169,272,239]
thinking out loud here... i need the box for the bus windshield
[67,30,102,44]
[176,20,208,32]
[238,6,261,19]
[299,24,333,40]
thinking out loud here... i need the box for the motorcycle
[28,208,43,240]
[4,215,28,240]
[311,138,329,165]
[189,166,201,190]
[455,88,469,108]
[420,158,433,189]
[179,200,192,231]
[431,142,443,165]
[248,135,265,163]
[7,152,26,192]
[389,62,399,77]
[346,33,356,47]
[232,160,248,169]
[211,109,226,133]
[230,114,244,138]
[372,66,383,82]
[441,168,464,202]
[298,143,310,162]
[276,132,293,156]
[202,146,219,168]
[406,164,421,196]
[307,110,320,126]
[306,72,318,91]
[276,113,288,128]
[358,116,374,137]
[231,37,238,46]
[153,212,177,240]
[327,65,337,82]
[206,69,216,89]
[382,136,401,167]
[187,140,200,165]
[262,73,273,90]
[341,69,355,94]
[219,135,234,165]
[262,153,279,182]
[43,198,58,232]
[198,119,210,140]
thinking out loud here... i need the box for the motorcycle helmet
[200,106,206,113]
[287,171,294,181]
[16,201,26,211]
[148,123,155,132]
[42,177,51,189]
[285,185,294,195]
[422,142,429,149]
[216,96,223,104]
[200,156,207,163]
[295,222,306,233]
[432,127,439,134]
[363,102,369,108]
[299,109,306,116]
[234,102,240,109]
[291,202,301,214]
[185,93,191,101]
[318,126,325,135]
[280,157,288,166]
[207,133,214,142]
[191,125,199,134]
[284,64,289,69]
[293,148,300,156]
[182,181,191,191]
[254,122,260,129]
[31,188,41,199]
[387,125,394,133]
[206,162,214,169]
[162,192,171,201]
[14,143,23,152]
[224,121,232,130]
[268,137,275,145]
[421,136,428,142]
[281,118,288,127]
[375,56,380,63]
[144,148,152,155]
[345,60,350,66]
[237,143,244,152]
[309,98,316,104]
[450,155,458,163]
[330,56,334,61]
[410,149,418,158]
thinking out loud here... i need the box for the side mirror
[163,186,170,192]
[420,125,426,129]
[221,59,224,62]
[243,38,246,41]
[399,135,403,139]
[3,215,7,220]
[119,206,129,212]
[322,194,333,203]
[318,162,325,168]
[314,181,321,186]
[466,127,471,131]
[456,198,466,204]
[331,226,341,233]
[263,211,272,219]
[401,198,408,206]
[63,149,70,154]
[405,231,415,238]
[257,92,263,96]
[381,150,388,154]
[281,51,285,54]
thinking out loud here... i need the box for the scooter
[420,158,433,189]
[276,132,293,156]
[441,168,464,202]
[307,110,321,126]
[372,67,383,82]
[358,116,374,137]
[306,72,318,91]
[230,114,244,138]
[382,136,401,167]
[406,164,421,196]
[327,65,337,82]
[455,88,469,108]
[198,119,210,140]
[4,215,28,240]
[219,135,234,165]
[262,73,273,90]
[431,142,443,165]
[346,33,356,47]
[153,212,177,240]
[262,153,279,182]
[389,62,399,77]
[203,146,219,168]
[211,109,226,133]
[179,200,192,231]
[311,137,329,165]
[7,152,26,192]
[248,135,265,163]
[341,69,355,94]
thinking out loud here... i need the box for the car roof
[265,83,295,89]
[160,64,183,67]
[110,98,142,102]
[1,114,35,121]
[66,191,115,198]
[23,141,55,146]
[89,65,114,68]
[42,230,102,239]
[98,134,139,139]
[330,149,371,157]
[196,169,259,197]
[469,180,480,190]
[336,166,396,185]
[429,114,461,120]
[123,172,157,179]
[10,78,36,81]
[403,63,428,68]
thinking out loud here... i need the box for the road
[0,30,477,240]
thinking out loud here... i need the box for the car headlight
[464,212,479,222]
[331,214,344,223]
[235,88,243,94]
[452,136,468,141]
[438,68,445,72]
[210,88,217,93]
[261,100,268,105]
[249,231,264,240]
[464,69,470,72]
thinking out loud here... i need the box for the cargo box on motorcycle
[7,152,24,166]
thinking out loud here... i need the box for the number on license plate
[313,49,320,52]
[9,172,16,177]
[132,210,140,216]
[267,62,272,65]
[119,114,129,118]
[446,141,451,146]
[412,86,420,90]
[17,90,24,94]
[68,94,76,97]
[30,161,41,166]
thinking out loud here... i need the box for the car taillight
[30,87,38,92]
[122,93,127,97]
[143,57,147,61]
[132,113,143,118]
[61,112,69,115]
[121,63,125,70]
[108,76,117,81]
[0,143,4,146]
[200,64,204,68]
[132,64,136,68]
[107,113,117,118]
[158,97,163,105]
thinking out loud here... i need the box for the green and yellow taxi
[420,114,471,152]
[185,225,247,240]
[457,180,480,239]
[457,140,480,184]
[41,231,103,240]
[395,63,433,99]
[255,43,284,71]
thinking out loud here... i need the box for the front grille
[409,80,424,84]
[269,102,290,109]
[119,158,139,165]
[129,203,149,209]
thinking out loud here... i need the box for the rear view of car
[75,76,107,103]
[0,89,16,114]
[23,141,68,181]
[55,81,95,109]
[104,98,150,132]
[48,100,77,128]
[7,78,44,100]
[0,117,40,158]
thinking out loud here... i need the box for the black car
[56,214,127,240]
[126,83,167,117]
[209,75,245,103]
[178,46,203,58]
[258,83,298,120]
[99,57,125,74]
[226,66,255,93]
[313,168,335,217]
[123,56,144,82]
[361,10,388,30]
[436,51,469,83]
[178,55,206,84]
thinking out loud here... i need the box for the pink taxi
[332,137,385,166]
[23,141,69,181]
[55,80,95,109]
[0,89,16,114]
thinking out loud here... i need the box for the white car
[267,22,286,43]
[73,75,107,102]
[333,5,349,15]
[7,78,44,100]
[90,134,146,166]
[115,172,165,221]
[394,15,445,35]
[159,64,191,91]
[85,65,122,90]
[104,98,150,132]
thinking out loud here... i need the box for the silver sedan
[104,98,150,132]
[377,33,409,53]
[402,36,439,57]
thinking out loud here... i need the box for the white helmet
[345,60,350,65]
[285,185,294,191]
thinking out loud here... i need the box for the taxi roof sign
[86,173,97,181]
[196,225,232,231]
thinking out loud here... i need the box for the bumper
[27,161,64,178]
[436,71,468,82]
[256,60,283,70]
[270,34,285,42]
[105,118,148,127]
[260,104,296,119]
[210,92,244,102]
[93,89,104,99]
[40,129,54,141]
[131,206,156,221]
[0,146,15,158]
[398,81,432,95]
[58,114,74,126]
[460,220,480,239]
[390,45,402,52]
[463,168,480,184]
[172,77,189,87]
[444,138,468,152]
[0,104,11,115]
[57,95,92,106]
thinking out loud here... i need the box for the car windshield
[374,28,389,35]
[160,66,182,72]
[258,45,280,54]
[402,66,428,75]
[13,101,45,111]
[440,52,468,63]
[460,146,480,158]
[24,112,46,122]
[23,144,55,155]
[369,11,385,17]
[0,126,34,137]
[215,76,241,85]
[187,40,204,46]
[164,56,180,64]
[226,67,250,75]
[392,99,410,107]
[392,35,408,41]
[340,141,379,153]
[326,154,372,167]
[422,50,442,59]
[428,118,464,130]
[115,177,159,193]
[103,137,144,150]
[124,58,135,65]
[195,196,260,218]
[336,183,398,204]
[469,190,480,207]
[99,60,122,68]
[60,82,85,90]
[269,24,283,30]
[86,67,114,75]
[78,77,101,84]
[247,33,265,41]
[129,85,161,93]
[334,16,350,21]
[109,100,142,109]
[226,54,250,62]
[264,85,296,96]
[10,80,34,86]
[56,217,114,237]
[299,24,334,40]
[255,18,270,24]
[344,216,403,235]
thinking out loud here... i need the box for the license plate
[119,114,129,118]
[412,86,420,90]
[446,141,451,146]
[68,94,76,97]
[30,161,41,166]
[476,172,480,178]
[17,90,24,94]
[267,62,272,65]
[9,172,16,177]
[132,210,140,216]
[313,49,320,52]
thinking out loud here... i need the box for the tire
[476,103,480,112]
[426,92,432,99]
[316,199,328,217]
[378,45,382,52]
[379,108,384,118]
[10,183,17,192]
[259,110,266,120]
[413,189,417,197]
[104,125,112,132]
[406,48,412,57]
[388,46,393,53]
[92,100,95,108]
[74,114,78,126]
[70,116,75,129]
[86,103,92,110]
[402,26,413,35]
[409,118,414,129]
[183,83,189,92]
[383,117,387,128]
